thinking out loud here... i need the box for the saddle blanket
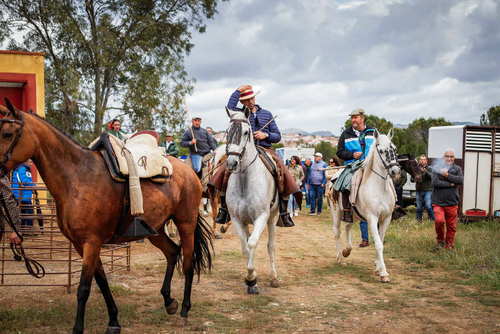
[90,133,173,179]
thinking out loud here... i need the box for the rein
[226,118,259,174]
[0,112,25,173]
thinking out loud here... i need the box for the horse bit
[226,118,259,174]
[372,142,398,180]
[0,111,25,173]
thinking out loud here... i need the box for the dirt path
[2,211,500,333]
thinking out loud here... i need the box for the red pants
[432,205,458,249]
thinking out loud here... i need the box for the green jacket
[159,140,179,157]
[107,129,127,140]
[416,165,433,192]
[394,169,407,188]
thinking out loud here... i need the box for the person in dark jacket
[394,169,407,207]
[416,155,434,222]
[209,85,301,228]
[180,117,217,175]
[304,158,312,208]
[431,149,463,250]
[159,133,179,157]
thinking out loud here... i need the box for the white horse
[225,106,280,294]
[330,129,400,282]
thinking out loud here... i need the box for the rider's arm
[321,163,328,186]
[227,91,242,111]
[180,129,193,148]
[336,134,354,161]
[266,115,281,143]
[431,171,452,188]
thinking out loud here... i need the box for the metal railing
[1,183,131,292]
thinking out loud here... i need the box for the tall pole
[183,96,197,152]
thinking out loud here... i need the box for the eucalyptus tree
[0,0,224,142]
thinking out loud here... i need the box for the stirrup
[277,212,295,227]
[342,210,353,223]
[215,208,229,224]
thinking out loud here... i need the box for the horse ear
[4,98,21,119]
[374,129,380,139]
[244,106,251,119]
[387,128,394,140]
[225,106,233,118]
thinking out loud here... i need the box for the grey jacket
[431,164,463,207]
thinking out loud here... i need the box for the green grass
[385,217,500,290]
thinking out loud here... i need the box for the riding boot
[342,192,353,223]
[277,196,295,227]
[215,195,229,224]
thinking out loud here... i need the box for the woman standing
[288,156,305,217]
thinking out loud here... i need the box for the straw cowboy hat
[239,86,260,101]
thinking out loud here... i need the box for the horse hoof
[214,234,223,239]
[270,279,280,288]
[175,316,189,326]
[339,262,347,266]
[375,270,381,276]
[247,285,259,294]
[342,249,352,258]
[380,276,390,283]
[166,299,178,315]
[220,226,227,234]
[105,326,121,334]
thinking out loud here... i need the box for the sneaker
[435,241,445,251]
[306,205,310,209]
[317,212,322,216]
[359,240,369,247]
[294,210,298,217]
[307,211,316,216]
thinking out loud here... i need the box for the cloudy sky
[183,0,500,135]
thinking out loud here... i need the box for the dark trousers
[20,200,33,227]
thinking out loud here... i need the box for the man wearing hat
[181,116,217,176]
[335,108,375,246]
[306,152,328,215]
[159,133,179,157]
[208,85,302,228]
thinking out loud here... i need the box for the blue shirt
[227,90,281,148]
[12,163,34,202]
[307,160,328,186]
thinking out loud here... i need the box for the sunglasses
[445,155,455,158]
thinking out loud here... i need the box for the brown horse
[0,100,213,334]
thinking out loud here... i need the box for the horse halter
[372,142,398,180]
[226,118,258,173]
[0,112,25,172]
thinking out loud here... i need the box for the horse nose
[389,166,401,179]
[226,156,238,172]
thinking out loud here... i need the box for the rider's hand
[10,232,22,245]
[253,131,267,140]
[213,150,216,155]
[353,152,362,159]
[237,84,252,92]
[307,185,310,190]
[191,138,197,145]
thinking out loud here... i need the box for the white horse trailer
[428,125,500,220]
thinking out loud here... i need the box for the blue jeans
[288,196,296,214]
[416,190,434,221]
[360,220,369,242]
[190,154,203,173]
[304,186,310,206]
[309,184,324,213]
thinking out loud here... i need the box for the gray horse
[225,106,280,294]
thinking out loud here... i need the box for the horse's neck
[31,119,97,202]
[363,150,388,185]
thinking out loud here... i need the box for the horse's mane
[227,121,243,146]
[363,131,391,173]
[27,112,91,152]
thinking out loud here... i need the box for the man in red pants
[431,149,463,250]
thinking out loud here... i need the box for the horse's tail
[192,213,214,280]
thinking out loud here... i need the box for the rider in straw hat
[208,85,302,228]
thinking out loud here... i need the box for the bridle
[372,141,398,180]
[0,112,25,172]
[226,118,259,174]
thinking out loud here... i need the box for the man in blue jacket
[209,85,301,227]
[306,152,327,215]
[336,109,375,247]
[12,159,35,229]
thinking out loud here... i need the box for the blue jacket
[227,90,281,148]
[12,163,34,202]
[307,160,328,186]
[337,125,375,164]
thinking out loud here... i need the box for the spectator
[12,159,35,230]
[287,156,305,217]
[416,155,435,222]
[306,153,327,216]
[304,158,312,208]
[159,133,179,157]
[106,119,127,140]
[325,156,340,196]
[394,169,407,207]
[431,149,463,250]
[180,116,217,177]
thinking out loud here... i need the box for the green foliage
[0,0,225,142]
[315,141,336,160]
[272,142,285,150]
[480,105,500,126]
[402,117,452,156]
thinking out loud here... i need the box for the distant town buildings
[213,132,338,148]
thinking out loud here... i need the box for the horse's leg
[332,202,345,265]
[72,242,102,334]
[244,215,269,294]
[368,215,390,282]
[94,259,121,334]
[148,229,182,317]
[267,219,279,287]
[344,221,354,258]
[211,197,222,239]
[221,220,232,234]
[374,215,391,282]
[231,218,259,294]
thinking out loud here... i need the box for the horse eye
[2,132,13,139]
